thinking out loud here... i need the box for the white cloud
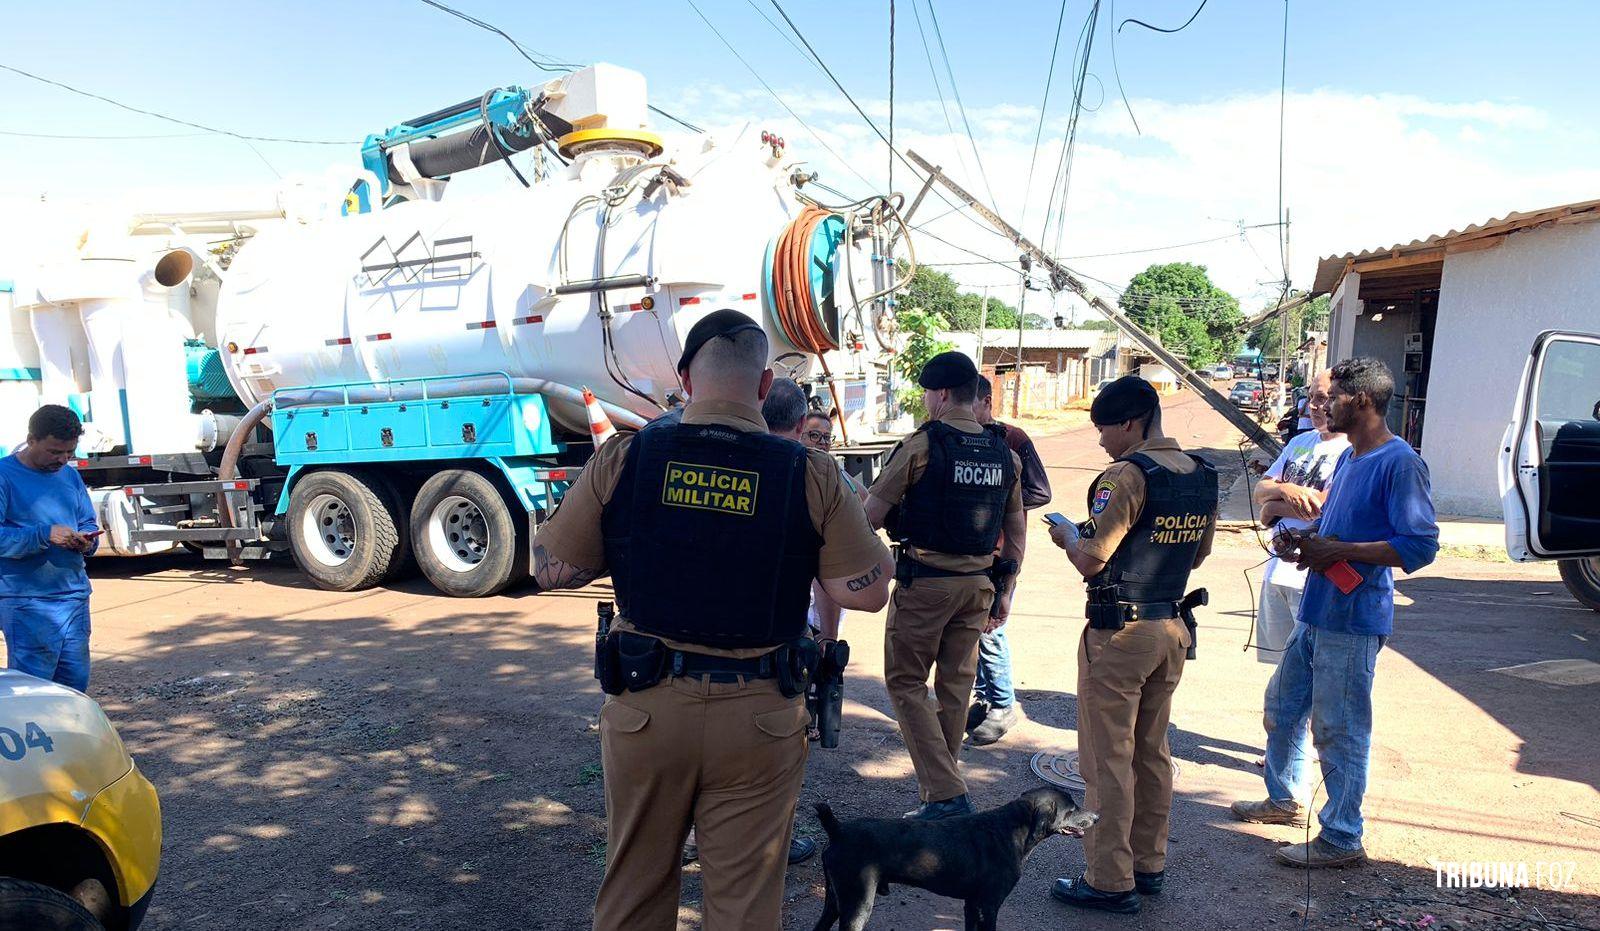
[661,83,1600,312]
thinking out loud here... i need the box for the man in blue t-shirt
[0,405,100,691]
[1230,358,1438,869]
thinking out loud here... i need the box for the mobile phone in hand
[1325,560,1363,594]
[1042,512,1071,526]
[82,529,104,539]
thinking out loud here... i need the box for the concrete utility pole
[1278,208,1291,413]
[975,284,989,364]
[1013,259,1030,419]
[906,149,1283,454]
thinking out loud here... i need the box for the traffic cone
[582,387,618,446]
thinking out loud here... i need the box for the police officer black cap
[1090,375,1161,425]
[677,309,766,374]
[917,351,980,390]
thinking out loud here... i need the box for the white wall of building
[1426,220,1600,517]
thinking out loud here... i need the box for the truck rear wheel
[288,469,409,591]
[1558,558,1600,612]
[411,469,524,597]
[0,878,103,931]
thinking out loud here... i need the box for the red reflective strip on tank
[242,346,268,355]
[136,457,152,465]
[466,320,497,330]
[231,481,250,490]
[72,459,88,468]
[124,486,136,496]
[538,469,569,481]
[742,293,758,301]
[367,333,393,342]
[512,315,544,326]
[325,337,353,346]
[678,296,700,306]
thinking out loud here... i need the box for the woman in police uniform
[1046,376,1217,915]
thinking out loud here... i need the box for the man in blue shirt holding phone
[1231,358,1438,869]
[0,405,100,691]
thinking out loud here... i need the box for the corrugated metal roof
[1312,196,1600,295]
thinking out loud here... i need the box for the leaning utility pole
[1013,259,1029,418]
[907,150,1282,454]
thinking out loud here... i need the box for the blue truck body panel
[268,373,571,515]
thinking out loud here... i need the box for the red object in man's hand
[1324,560,1363,594]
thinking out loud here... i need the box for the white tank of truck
[214,65,901,439]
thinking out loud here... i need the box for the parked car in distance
[1209,364,1234,380]
[1263,363,1280,380]
[1230,379,1265,408]
[0,670,161,930]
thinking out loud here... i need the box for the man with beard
[1232,357,1438,868]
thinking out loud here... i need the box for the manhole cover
[1030,750,1181,792]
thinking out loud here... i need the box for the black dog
[812,787,1098,931]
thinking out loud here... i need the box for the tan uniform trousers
[884,574,995,803]
[593,675,809,931]
[1076,617,1190,893]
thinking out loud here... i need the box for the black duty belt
[670,649,778,683]
[895,552,990,582]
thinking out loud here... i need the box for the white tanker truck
[4,64,913,596]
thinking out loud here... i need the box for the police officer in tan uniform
[1047,375,1217,915]
[864,352,1026,820]
[531,310,893,930]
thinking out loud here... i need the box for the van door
[1500,330,1600,561]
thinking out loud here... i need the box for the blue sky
[4,1,1599,308]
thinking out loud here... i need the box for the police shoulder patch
[1091,479,1117,515]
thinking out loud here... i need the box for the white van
[1499,330,1600,609]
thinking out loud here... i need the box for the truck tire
[0,878,103,931]
[1558,558,1600,612]
[410,469,524,597]
[367,472,418,584]
[287,469,407,591]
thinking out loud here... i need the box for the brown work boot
[1230,798,1307,827]
[1275,837,1367,869]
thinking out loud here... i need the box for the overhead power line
[923,1,1000,212]
[1021,0,1073,232]
[684,0,876,191]
[0,62,357,144]
[1118,0,1210,34]
[417,0,703,133]
[0,128,208,140]
[760,0,1003,240]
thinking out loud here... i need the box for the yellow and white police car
[0,669,160,930]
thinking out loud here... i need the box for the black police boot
[1051,874,1141,914]
[903,794,974,821]
[788,836,818,864]
[1134,870,1164,895]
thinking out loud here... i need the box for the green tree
[1247,294,1331,354]
[891,305,955,421]
[898,264,1039,331]
[1118,263,1244,366]
[1077,318,1119,331]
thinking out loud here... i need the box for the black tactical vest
[1088,451,1218,603]
[601,417,820,648]
[892,421,1016,556]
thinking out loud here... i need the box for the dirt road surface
[47,392,1600,929]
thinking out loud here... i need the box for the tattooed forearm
[532,543,605,590]
[845,564,883,592]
